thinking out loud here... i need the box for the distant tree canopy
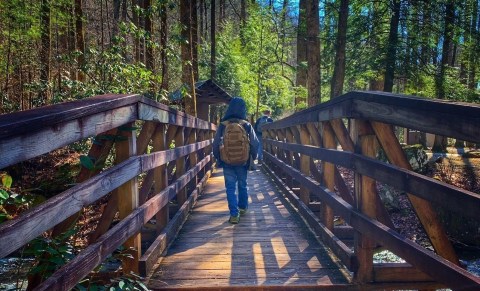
[0,0,478,117]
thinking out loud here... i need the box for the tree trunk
[75,0,85,82]
[433,0,455,152]
[160,1,169,92]
[144,0,154,72]
[199,0,204,43]
[468,0,478,90]
[330,0,349,99]
[131,0,140,62]
[39,0,51,105]
[306,0,320,106]
[384,0,401,93]
[180,0,197,116]
[211,0,217,80]
[295,0,307,109]
[192,0,199,80]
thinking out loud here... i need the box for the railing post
[175,126,187,206]
[353,120,376,283]
[115,122,141,274]
[299,124,311,205]
[285,127,295,188]
[153,123,168,234]
[322,122,336,231]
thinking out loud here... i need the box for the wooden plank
[370,121,459,265]
[262,152,480,290]
[0,93,140,139]
[373,263,432,282]
[115,123,141,274]
[262,158,356,270]
[148,166,351,289]
[35,155,211,291]
[0,157,141,258]
[138,100,215,130]
[0,105,137,169]
[139,169,212,276]
[148,280,358,290]
[352,94,480,144]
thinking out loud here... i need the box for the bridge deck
[146,167,352,289]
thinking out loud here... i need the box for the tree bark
[211,0,217,80]
[306,0,320,106]
[330,0,349,99]
[144,0,154,73]
[160,1,169,92]
[75,0,85,82]
[384,0,401,93]
[295,0,307,109]
[468,0,478,90]
[192,0,199,80]
[39,0,51,104]
[180,0,197,116]
[433,0,455,152]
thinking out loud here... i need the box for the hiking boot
[239,208,247,215]
[229,215,240,224]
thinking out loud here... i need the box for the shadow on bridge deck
[145,167,352,289]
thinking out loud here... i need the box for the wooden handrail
[261,91,480,290]
[264,91,480,143]
[0,94,217,289]
[265,139,480,218]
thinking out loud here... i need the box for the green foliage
[24,227,77,281]
[0,173,35,223]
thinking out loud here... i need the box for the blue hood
[221,97,247,121]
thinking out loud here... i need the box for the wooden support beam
[370,121,459,265]
[330,119,355,152]
[175,126,187,206]
[354,120,376,283]
[322,122,336,231]
[153,124,168,234]
[299,125,311,205]
[373,263,433,282]
[115,123,141,274]
[137,121,157,155]
[52,128,117,237]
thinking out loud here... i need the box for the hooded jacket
[213,97,259,167]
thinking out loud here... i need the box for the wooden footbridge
[0,92,479,290]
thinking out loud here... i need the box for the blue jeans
[258,135,263,161]
[223,166,248,217]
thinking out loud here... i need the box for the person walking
[213,97,259,224]
[254,109,273,164]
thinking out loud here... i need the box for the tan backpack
[220,119,250,166]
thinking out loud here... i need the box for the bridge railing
[0,94,216,290]
[262,91,480,290]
